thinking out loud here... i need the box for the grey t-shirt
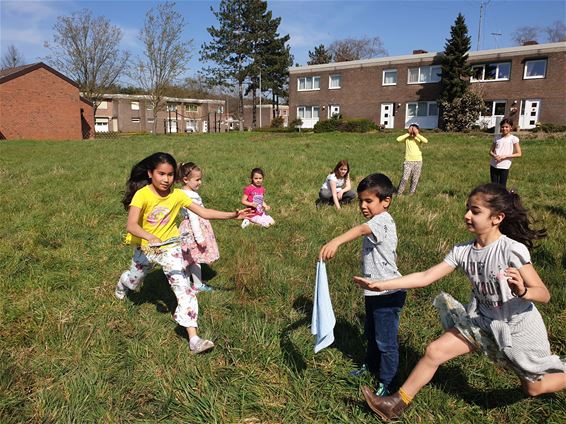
[361,211,403,297]
[444,235,532,321]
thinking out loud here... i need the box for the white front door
[328,105,340,118]
[94,118,109,132]
[380,103,394,128]
[519,100,541,130]
[167,120,177,133]
[203,121,208,133]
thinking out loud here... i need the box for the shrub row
[313,117,378,133]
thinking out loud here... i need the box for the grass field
[1,131,565,423]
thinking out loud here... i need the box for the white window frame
[407,65,441,84]
[186,104,198,112]
[406,101,438,118]
[523,59,547,79]
[167,104,177,112]
[382,69,397,86]
[297,76,320,91]
[297,106,320,119]
[131,117,141,123]
[470,62,511,82]
[481,100,507,117]
[131,101,140,110]
[329,75,341,89]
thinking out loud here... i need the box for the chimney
[522,40,538,46]
[412,49,428,54]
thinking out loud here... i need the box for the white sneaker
[241,219,250,229]
[190,338,215,355]
[115,273,129,300]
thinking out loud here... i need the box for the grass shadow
[127,270,177,314]
[543,205,566,219]
[280,296,312,375]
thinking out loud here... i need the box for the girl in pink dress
[178,162,220,292]
[240,167,275,228]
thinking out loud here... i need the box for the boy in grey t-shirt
[320,173,406,397]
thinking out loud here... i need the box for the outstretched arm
[187,202,251,220]
[320,224,372,260]
[354,261,455,291]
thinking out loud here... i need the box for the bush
[289,118,303,131]
[270,116,284,128]
[532,122,566,133]
[313,117,378,133]
[440,88,487,132]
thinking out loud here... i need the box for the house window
[408,65,441,84]
[97,101,108,109]
[406,101,438,118]
[131,101,140,110]
[167,104,177,112]
[297,106,320,119]
[329,75,341,89]
[471,62,511,81]
[382,69,397,86]
[483,100,506,117]
[147,118,154,124]
[186,104,198,112]
[523,59,547,79]
[132,117,140,123]
[298,76,320,91]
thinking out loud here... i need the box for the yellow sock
[398,388,413,405]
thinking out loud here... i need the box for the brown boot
[361,386,409,421]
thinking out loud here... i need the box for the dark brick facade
[289,42,566,130]
[0,63,94,140]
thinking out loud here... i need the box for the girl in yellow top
[396,123,428,194]
[116,152,250,354]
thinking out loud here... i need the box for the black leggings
[490,166,509,188]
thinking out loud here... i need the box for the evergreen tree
[440,13,472,130]
[307,44,332,65]
[440,13,471,103]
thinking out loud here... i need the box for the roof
[0,62,79,87]
[289,41,566,74]
[99,93,225,105]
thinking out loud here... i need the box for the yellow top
[397,133,428,161]
[125,186,192,246]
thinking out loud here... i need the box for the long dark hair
[122,152,177,210]
[332,160,349,179]
[469,184,546,249]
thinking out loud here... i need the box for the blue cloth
[311,260,336,353]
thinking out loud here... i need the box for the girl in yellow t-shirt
[116,152,250,354]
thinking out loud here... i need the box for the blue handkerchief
[311,260,336,353]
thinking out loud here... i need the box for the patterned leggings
[119,245,199,328]
[398,160,423,194]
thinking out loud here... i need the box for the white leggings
[398,160,423,194]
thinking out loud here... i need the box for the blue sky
[1,0,564,82]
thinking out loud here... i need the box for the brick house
[243,104,289,129]
[0,62,94,140]
[94,94,226,134]
[288,41,566,130]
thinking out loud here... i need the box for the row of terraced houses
[288,41,566,130]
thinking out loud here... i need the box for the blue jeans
[364,291,407,389]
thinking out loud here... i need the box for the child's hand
[505,267,526,297]
[264,204,271,211]
[148,236,162,245]
[320,240,340,260]
[235,208,254,220]
[353,276,383,291]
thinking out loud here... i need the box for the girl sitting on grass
[318,160,356,209]
[355,183,566,421]
[115,152,250,354]
[240,167,275,228]
[178,162,219,293]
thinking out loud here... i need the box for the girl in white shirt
[318,160,356,209]
[490,118,522,188]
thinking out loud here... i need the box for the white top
[490,134,519,170]
[321,173,346,192]
[181,189,204,243]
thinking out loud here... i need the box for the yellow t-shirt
[125,186,192,247]
[397,133,428,161]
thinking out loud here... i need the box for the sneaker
[196,283,214,293]
[241,219,250,229]
[349,363,369,377]
[114,274,129,300]
[190,338,215,355]
[375,382,390,397]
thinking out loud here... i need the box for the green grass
[1,131,565,423]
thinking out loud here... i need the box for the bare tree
[128,1,192,133]
[328,36,387,62]
[510,26,539,45]
[1,45,25,70]
[43,9,129,112]
[543,20,566,42]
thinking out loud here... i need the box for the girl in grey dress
[354,183,566,421]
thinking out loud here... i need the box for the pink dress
[179,189,219,266]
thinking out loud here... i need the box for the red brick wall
[0,67,84,140]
